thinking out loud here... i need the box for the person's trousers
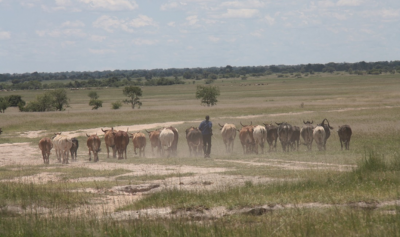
[202,134,212,156]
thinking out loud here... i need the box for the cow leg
[106,146,110,158]
[89,150,92,161]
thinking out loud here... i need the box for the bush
[111,101,122,109]
[89,99,103,110]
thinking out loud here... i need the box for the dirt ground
[2,113,398,220]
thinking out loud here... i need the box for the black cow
[337,125,352,150]
[317,118,333,150]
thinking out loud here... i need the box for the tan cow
[52,133,73,164]
[313,126,326,151]
[159,128,175,157]
[166,126,179,156]
[146,129,161,156]
[114,130,129,159]
[238,122,255,154]
[39,137,53,164]
[130,132,146,158]
[185,127,203,156]
[218,123,236,153]
[86,134,101,162]
[253,125,267,154]
[102,127,116,158]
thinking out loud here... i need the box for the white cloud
[336,0,363,6]
[61,20,85,28]
[160,2,181,11]
[220,0,265,8]
[88,48,116,54]
[132,39,158,45]
[318,1,336,8]
[128,15,157,28]
[36,29,86,38]
[220,9,259,18]
[0,31,11,40]
[251,29,264,37]
[93,15,157,33]
[61,41,76,47]
[79,0,138,11]
[186,15,198,25]
[168,22,176,27]
[208,36,220,42]
[264,15,275,25]
[90,35,106,42]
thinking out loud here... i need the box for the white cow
[313,126,326,151]
[218,123,237,153]
[253,125,267,154]
[159,128,175,157]
[52,133,73,164]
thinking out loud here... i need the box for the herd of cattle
[35,118,352,164]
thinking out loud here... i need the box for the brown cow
[263,123,278,152]
[186,127,203,156]
[218,123,236,153]
[239,122,255,154]
[300,120,314,151]
[337,125,352,150]
[102,127,116,158]
[166,126,179,156]
[86,134,101,162]
[39,137,53,164]
[114,130,129,159]
[70,138,79,161]
[146,129,161,156]
[130,132,146,158]
[290,126,300,151]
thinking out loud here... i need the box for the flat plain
[1,72,400,236]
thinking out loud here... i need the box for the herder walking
[199,115,212,158]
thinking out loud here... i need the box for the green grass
[2,73,400,236]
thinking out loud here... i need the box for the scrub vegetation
[1,72,400,236]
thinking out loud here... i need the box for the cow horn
[86,133,90,137]
[303,120,306,124]
[145,129,150,133]
[250,121,252,126]
[240,122,245,127]
[101,128,106,132]
[218,123,223,127]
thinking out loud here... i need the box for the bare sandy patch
[0,142,40,166]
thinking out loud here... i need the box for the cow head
[101,127,113,133]
[240,121,252,127]
[318,119,333,130]
[303,120,313,125]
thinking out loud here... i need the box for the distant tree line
[1,60,400,90]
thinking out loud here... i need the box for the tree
[88,91,99,100]
[89,99,103,110]
[5,95,25,107]
[195,85,220,106]
[49,89,69,111]
[0,97,9,113]
[123,86,143,109]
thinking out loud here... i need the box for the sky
[0,0,399,74]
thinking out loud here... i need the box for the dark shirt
[199,120,212,135]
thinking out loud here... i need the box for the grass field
[1,73,400,236]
